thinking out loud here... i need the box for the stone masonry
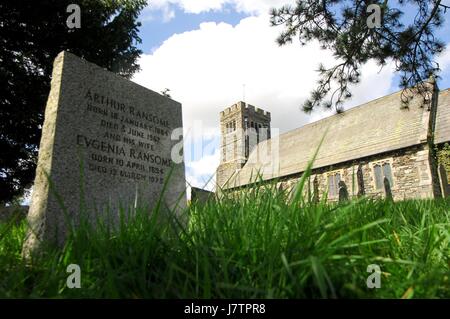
[217,81,450,201]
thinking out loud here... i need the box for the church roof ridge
[279,86,449,140]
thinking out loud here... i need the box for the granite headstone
[23,51,186,253]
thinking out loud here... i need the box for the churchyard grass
[0,183,448,298]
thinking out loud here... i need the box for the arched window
[328,172,341,197]
[374,162,394,190]
[374,165,383,189]
[382,163,393,186]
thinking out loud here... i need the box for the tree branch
[411,0,441,42]
[439,3,450,12]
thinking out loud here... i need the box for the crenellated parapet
[220,101,271,119]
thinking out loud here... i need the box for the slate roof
[226,87,450,188]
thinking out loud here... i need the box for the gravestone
[383,177,393,200]
[338,181,349,202]
[190,187,214,205]
[438,165,449,198]
[356,164,365,197]
[312,176,319,203]
[23,51,186,254]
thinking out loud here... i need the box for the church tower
[216,101,271,188]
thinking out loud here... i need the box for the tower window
[261,124,269,140]
[257,124,262,142]
[245,135,249,158]
[255,123,259,143]
[226,121,237,133]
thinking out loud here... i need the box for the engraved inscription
[79,89,174,184]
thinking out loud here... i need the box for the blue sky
[131,1,450,190]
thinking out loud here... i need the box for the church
[216,80,450,201]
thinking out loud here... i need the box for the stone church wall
[273,144,439,202]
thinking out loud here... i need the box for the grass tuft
[0,183,449,298]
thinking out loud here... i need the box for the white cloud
[161,5,176,22]
[188,149,220,177]
[186,148,220,191]
[186,171,211,190]
[232,0,294,14]
[437,44,450,73]
[144,0,225,18]
[133,14,395,133]
[141,2,177,22]
[132,14,396,189]
[145,0,295,17]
